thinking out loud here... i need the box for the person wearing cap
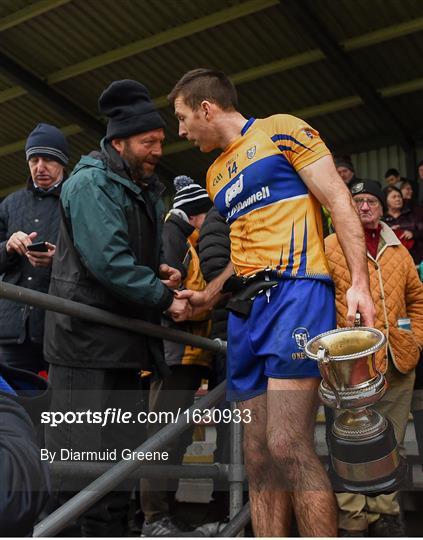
[325,179,423,536]
[0,123,68,373]
[140,175,214,536]
[43,80,190,536]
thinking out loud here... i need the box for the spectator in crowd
[383,185,423,264]
[140,175,213,536]
[400,179,414,208]
[0,364,51,536]
[384,168,402,188]
[401,179,423,214]
[44,79,189,536]
[0,124,68,373]
[325,180,423,537]
[335,157,361,187]
[169,68,375,537]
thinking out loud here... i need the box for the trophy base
[330,458,407,494]
[328,418,406,493]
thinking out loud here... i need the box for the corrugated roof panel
[0,0,33,17]
[385,91,423,132]
[0,0,256,76]
[1,1,423,193]
[349,33,423,89]
[50,4,317,103]
[311,107,379,148]
[0,94,71,143]
[0,73,15,91]
[314,0,423,41]
[235,61,353,116]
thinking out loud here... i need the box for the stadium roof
[1,0,422,196]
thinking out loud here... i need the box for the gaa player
[169,69,375,537]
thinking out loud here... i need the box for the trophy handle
[317,346,342,408]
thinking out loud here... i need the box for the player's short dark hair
[168,68,238,111]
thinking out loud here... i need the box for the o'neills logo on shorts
[227,185,270,219]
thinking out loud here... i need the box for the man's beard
[121,148,156,186]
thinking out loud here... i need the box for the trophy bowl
[305,326,406,493]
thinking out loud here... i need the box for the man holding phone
[0,123,68,373]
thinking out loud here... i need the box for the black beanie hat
[25,123,69,165]
[350,179,385,210]
[98,79,165,141]
[173,176,212,216]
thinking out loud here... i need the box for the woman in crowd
[383,185,423,264]
[400,180,414,209]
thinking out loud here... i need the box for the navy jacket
[0,179,63,344]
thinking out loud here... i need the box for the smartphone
[27,241,48,252]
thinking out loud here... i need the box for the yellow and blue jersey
[207,114,332,280]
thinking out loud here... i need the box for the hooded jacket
[44,141,173,370]
[325,222,423,374]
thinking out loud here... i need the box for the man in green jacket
[44,80,189,536]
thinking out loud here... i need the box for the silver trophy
[305,324,406,492]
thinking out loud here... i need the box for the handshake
[159,262,233,322]
[167,288,210,322]
[159,263,213,322]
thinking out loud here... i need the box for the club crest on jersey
[246,145,256,159]
[292,327,310,350]
[302,128,314,139]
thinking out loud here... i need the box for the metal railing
[0,282,249,537]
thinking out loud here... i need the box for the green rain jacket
[44,141,173,371]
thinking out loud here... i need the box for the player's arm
[176,261,233,316]
[299,155,375,326]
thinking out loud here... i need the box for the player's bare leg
[267,377,337,536]
[239,394,292,537]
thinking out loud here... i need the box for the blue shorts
[227,278,336,402]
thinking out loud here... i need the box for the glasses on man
[353,197,380,207]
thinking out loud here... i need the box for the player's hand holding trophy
[305,315,406,492]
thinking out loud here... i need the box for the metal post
[229,403,244,535]
[0,282,226,354]
[34,381,226,537]
[217,502,251,537]
[51,462,228,483]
